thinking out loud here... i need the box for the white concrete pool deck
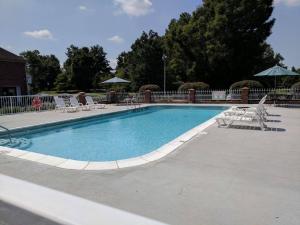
[0,104,300,225]
[0,104,225,170]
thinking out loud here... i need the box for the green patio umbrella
[254,65,300,88]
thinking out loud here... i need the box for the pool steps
[0,138,31,149]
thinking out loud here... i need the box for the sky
[0,0,299,69]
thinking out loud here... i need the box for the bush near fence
[178,82,209,91]
[139,84,161,92]
[230,80,264,89]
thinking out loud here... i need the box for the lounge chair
[216,111,267,130]
[226,95,269,121]
[231,95,268,116]
[216,96,268,130]
[85,96,106,109]
[69,96,91,111]
[54,96,78,113]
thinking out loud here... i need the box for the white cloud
[23,29,53,39]
[78,5,88,11]
[108,35,124,44]
[275,0,300,6]
[113,0,153,16]
[109,59,118,69]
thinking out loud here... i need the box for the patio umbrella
[254,65,300,88]
[101,76,130,84]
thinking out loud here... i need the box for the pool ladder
[0,125,12,144]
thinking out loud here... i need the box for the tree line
[21,0,300,93]
[21,45,111,93]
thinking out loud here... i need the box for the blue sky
[0,0,299,68]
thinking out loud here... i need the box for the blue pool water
[7,106,225,161]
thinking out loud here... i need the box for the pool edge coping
[0,105,230,171]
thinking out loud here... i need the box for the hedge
[139,84,161,92]
[230,80,263,89]
[178,82,209,91]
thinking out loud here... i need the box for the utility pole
[162,54,167,95]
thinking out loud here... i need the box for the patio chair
[225,104,267,121]
[85,96,106,109]
[54,96,78,113]
[69,96,91,111]
[229,95,269,119]
[216,109,267,130]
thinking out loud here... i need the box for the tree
[115,30,165,91]
[164,13,196,82]
[59,45,111,91]
[54,71,71,91]
[20,50,61,92]
[164,0,279,88]
[115,52,130,80]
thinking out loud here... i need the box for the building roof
[0,47,25,63]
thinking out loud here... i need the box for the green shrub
[291,81,300,89]
[230,80,263,89]
[178,82,209,91]
[139,84,161,92]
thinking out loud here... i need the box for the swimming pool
[1,106,226,163]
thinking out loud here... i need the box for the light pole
[162,54,167,95]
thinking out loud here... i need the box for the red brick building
[0,48,27,96]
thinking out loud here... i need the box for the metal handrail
[0,125,12,143]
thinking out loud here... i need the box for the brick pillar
[144,90,152,103]
[188,89,196,103]
[78,92,86,105]
[241,87,249,104]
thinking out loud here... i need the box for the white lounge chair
[216,95,268,130]
[226,95,269,121]
[85,96,106,109]
[54,96,78,113]
[232,95,268,115]
[69,96,91,111]
[216,108,267,130]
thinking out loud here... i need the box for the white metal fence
[195,89,241,102]
[151,91,189,102]
[1,89,300,115]
[0,94,77,115]
[0,95,55,115]
[249,88,300,102]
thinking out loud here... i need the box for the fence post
[144,90,152,103]
[9,97,13,114]
[241,87,249,104]
[188,89,196,103]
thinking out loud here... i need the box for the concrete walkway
[0,106,299,225]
